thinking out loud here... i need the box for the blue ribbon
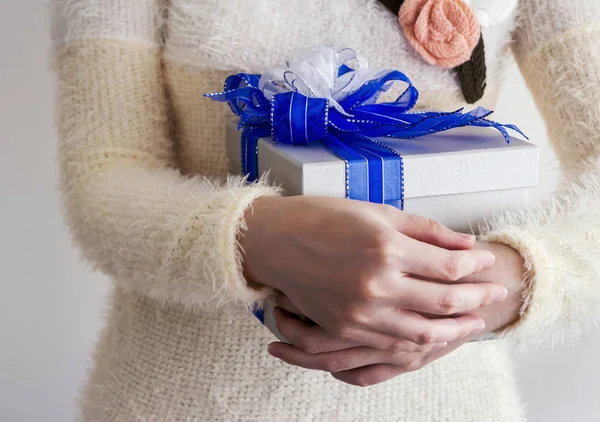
[205,69,526,208]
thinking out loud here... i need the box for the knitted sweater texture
[51,1,600,420]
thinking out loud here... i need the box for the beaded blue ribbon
[206,67,525,209]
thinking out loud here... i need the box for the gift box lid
[226,119,539,199]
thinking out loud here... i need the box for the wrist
[239,195,284,290]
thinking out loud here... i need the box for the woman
[52,0,600,420]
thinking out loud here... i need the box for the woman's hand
[460,241,526,333]
[265,241,527,387]
[241,196,507,349]
[267,305,471,387]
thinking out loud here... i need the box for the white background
[1,1,598,421]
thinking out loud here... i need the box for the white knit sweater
[52,0,600,420]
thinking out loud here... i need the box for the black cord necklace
[377,0,487,104]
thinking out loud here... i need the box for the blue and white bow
[206,45,525,208]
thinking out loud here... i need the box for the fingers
[392,212,475,251]
[268,307,478,380]
[273,307,356,354]
[330,341,466,388]
[268,343,386,373]
[332,364,408,387]
[399,238,496,282]
[273,306,437,354]
[366,311,486,345]
[394,278,508,315]
[268,343,448,374]
[274,302,482,351]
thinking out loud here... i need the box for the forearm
[63,160,278,307]
[512,0,600,179]
[476,0,600,345]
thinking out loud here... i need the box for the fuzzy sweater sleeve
[480,0,600,345]
[52,0,279,309]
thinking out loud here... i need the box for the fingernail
[458,233,476,242]
[483,252,496,267]
[267,344,278,357]
[471,321,486,334]
[431,342,448,350]
[493,287,508,303]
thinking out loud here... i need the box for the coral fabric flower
[399,0,481,68]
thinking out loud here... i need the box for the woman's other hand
[460,241,526,334]
[266,305,469,387]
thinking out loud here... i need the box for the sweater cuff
[481,155,600,346]
[481,228,551,343]
[481,224,599,346]
[218,177,281,307]
[174,176,281,309]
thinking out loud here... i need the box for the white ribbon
[259,45,391,115]
[464,0,518,28]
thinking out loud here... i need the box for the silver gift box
[227,120,539,343]
[226,119,539,233]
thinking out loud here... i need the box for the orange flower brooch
[377,0,517,103]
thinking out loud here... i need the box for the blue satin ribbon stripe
[272,92,329,146]
[205,69,526,208]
